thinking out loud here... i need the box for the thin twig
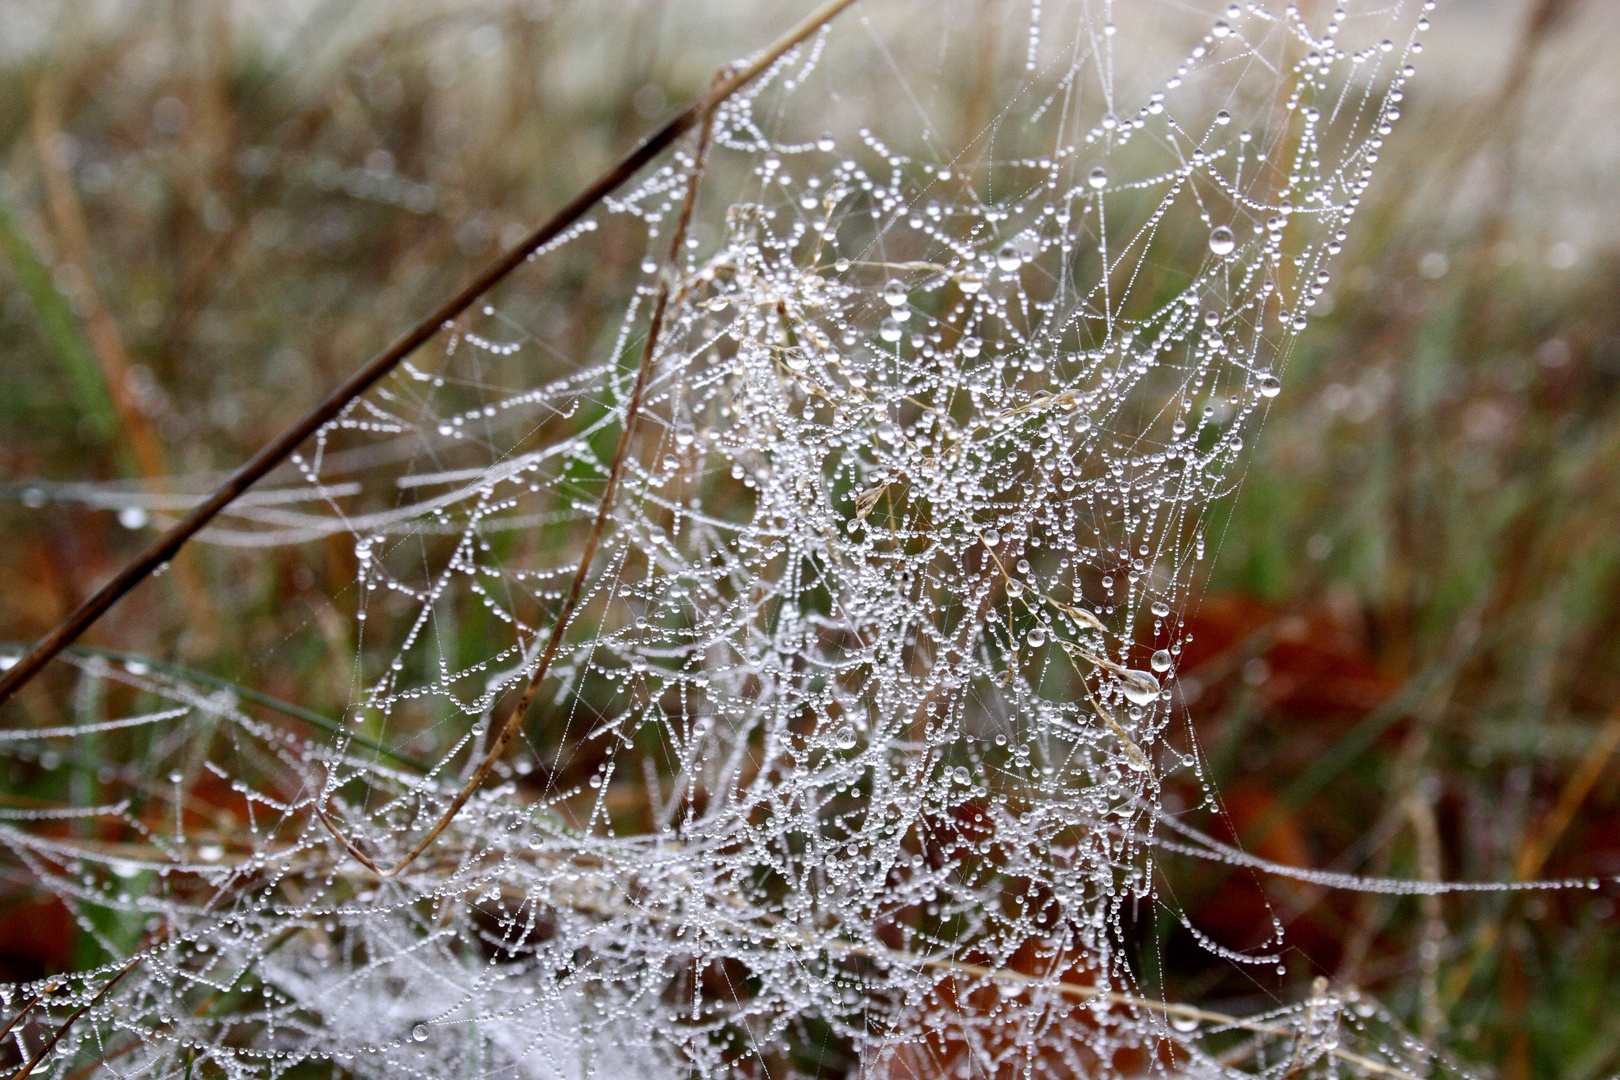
[0,0,862,710]
[8,955,140,1080]
[317,65,726,878]
[0,982,56,1043]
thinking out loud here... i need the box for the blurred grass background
[0,1,1616,1077]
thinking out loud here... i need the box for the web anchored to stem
[3,3,1564,1080]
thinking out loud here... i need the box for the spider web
[3,3,1554,1078]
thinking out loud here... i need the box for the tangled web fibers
[7,2,1570,1079]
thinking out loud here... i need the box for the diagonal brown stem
[317,65,723,879]
[0,982,56,1044]
[8,955,140,1080]
[0,0,861,710]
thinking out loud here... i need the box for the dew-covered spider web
[6,2,1597,1078]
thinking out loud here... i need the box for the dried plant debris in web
[4,3,1575,1079]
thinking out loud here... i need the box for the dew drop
[1087,166,1108,189]
[958,270,985,294]
[118,506,149,530]
[1151,649,1173,673]
[879,318,904,343]
[816,133,836,153]
[1171,1014,1200,1033]
[1257,372,1281,398]
[1208,226,1235,256]
[1027,627,1047,647]
[996,243,1023,272]
[834,725,857,750]
[882,279,908,307]
[1150,600,1170,618]
[412,1024,429,1042]
[1120,670,1161,706]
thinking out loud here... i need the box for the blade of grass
[32,81,169,483]
[0,196,117,442]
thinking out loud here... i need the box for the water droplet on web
[982,529,1001,547]
[640,258,658,274]
[996,243,1023,272]
[1006,580,1024,598]
[118,506,148,530]
[1208,226,1235,256]
[1257,373,1281,398]
[1212,19,1232,37]
[882,279,908,307]
[412,1024,429,1042]
[1171,1014,1200,1033]
[958,269,984,294]
[816,133,836,152]
[1151,600,1170,618]
[1027,627,1047,647]
[961,336,982,358]
[1121,670,1161,706]
[879,318,903,343]
[1151,649,1172,673]
[1088,166,1108,189]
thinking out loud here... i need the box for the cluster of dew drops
[0,3,1454,1079]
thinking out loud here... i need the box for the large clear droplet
[1150,600,1170,618]
[1120,670,1161,706]
[1027,627,1047,647]
[816,132,836,152]
[118,506,148,530]
[1088,166,1108,189]
[834,725,857,750]
[958,270,985,294]
[883,278,908,307]
[879,318,903,343]
[1151,649,1173,673]
[1208,226,1236,256]
[1257,373,1282,398]
[996,243,1022,272]
[412,1024,430,1042]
